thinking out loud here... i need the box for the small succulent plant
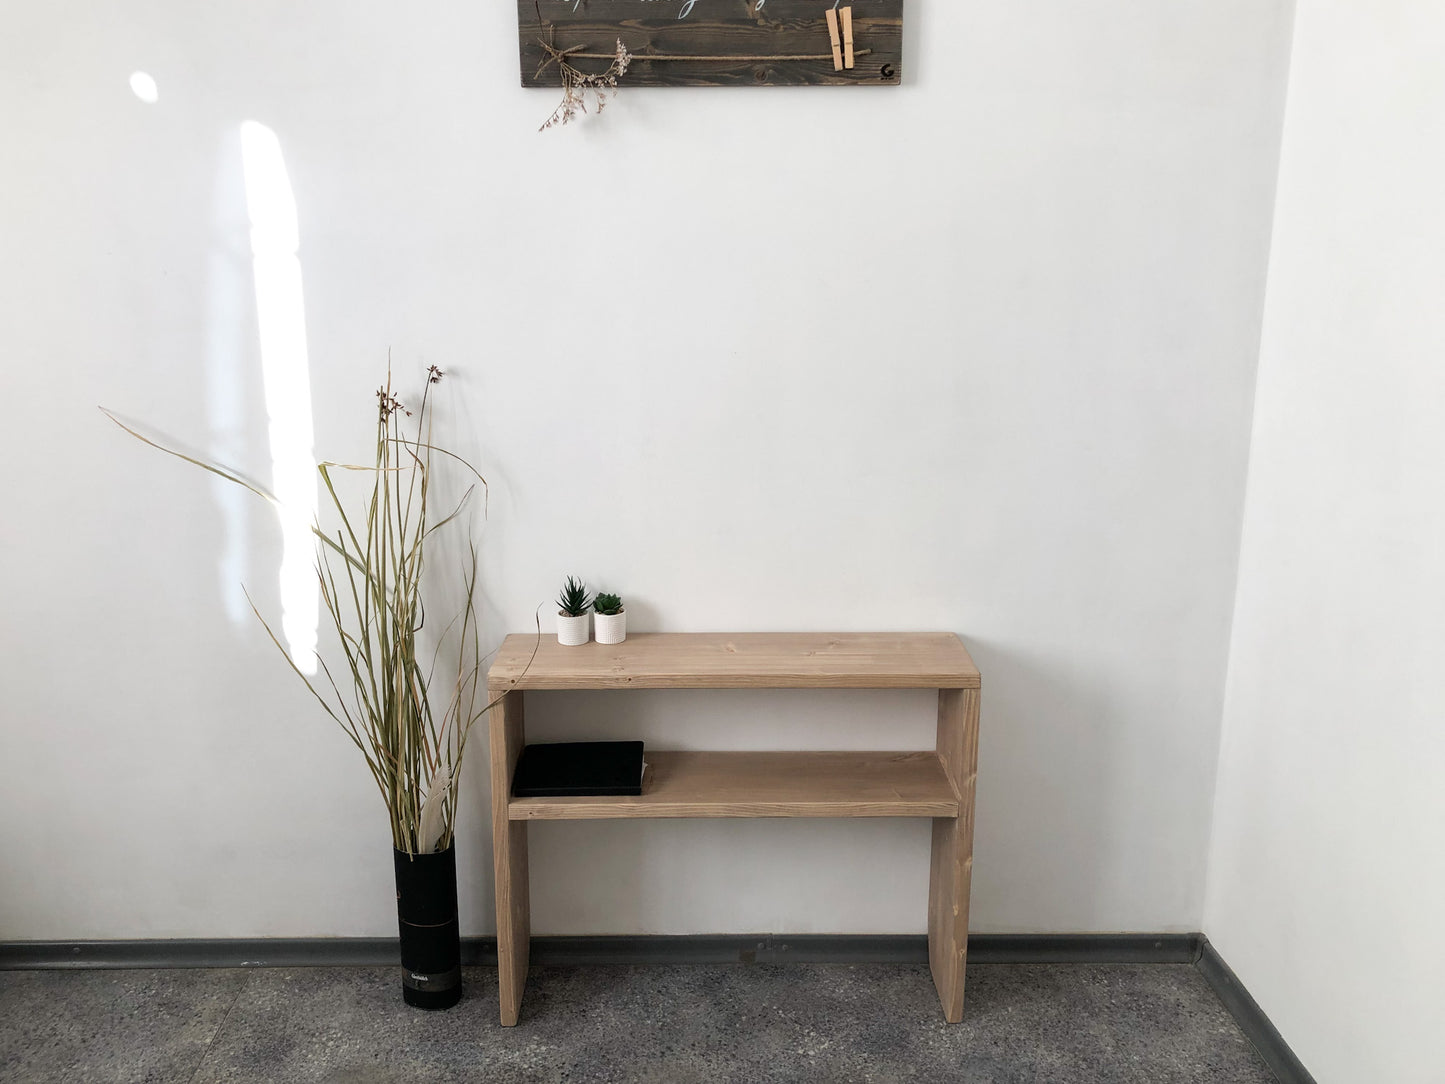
[594,592,623,616]
[557,576,592,617]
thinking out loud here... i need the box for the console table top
[487,631,980,691]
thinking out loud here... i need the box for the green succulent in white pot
[556,576,592,646]
[103,364,511,1010]
[593,592,626,644]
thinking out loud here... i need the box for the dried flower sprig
[538,36,633,131]
[377,387,411,418]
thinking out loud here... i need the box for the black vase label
[403,964,462,992]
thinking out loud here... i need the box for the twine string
[565,47,873,62]
[536,39,593,80]
[536,36,873,74]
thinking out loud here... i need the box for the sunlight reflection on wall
[205,129,253,631]
[239,120,318,675]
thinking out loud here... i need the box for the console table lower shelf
[486,632,981,1026]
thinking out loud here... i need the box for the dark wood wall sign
[519,0,904,87]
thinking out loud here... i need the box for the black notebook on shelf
[512,741,646,798]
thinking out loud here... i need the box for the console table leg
[490,689,530,1026]
[495,821,529,1025]
[929,687,979,1023]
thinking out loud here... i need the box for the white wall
[0,1,1291,940]
[1204,3,1445,1081]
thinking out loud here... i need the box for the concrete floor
[0,962,1276,1083]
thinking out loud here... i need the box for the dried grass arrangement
[538,36,633,131]
[103,367,519,857]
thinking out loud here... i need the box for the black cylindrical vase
[393,845,462,1010]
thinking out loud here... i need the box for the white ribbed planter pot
[594,610,626,645]
[556,612,590,646]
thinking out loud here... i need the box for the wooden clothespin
[840,6,855,70]
[825,7,843,72]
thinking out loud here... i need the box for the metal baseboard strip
[0,938,409,970]
[967,933,1201,964]
[1196,939,1316,1084]
[0,932,1198,970]
[528,934,929,965]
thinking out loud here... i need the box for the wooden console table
[487,632,981,1026]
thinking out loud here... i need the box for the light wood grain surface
[486,632,981,1027]
[488,632,980,691]
[509,750,958,820]
[929,687,980,1024]
[489,690,530,1027]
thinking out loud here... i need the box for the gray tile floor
[0,963,1275,1083]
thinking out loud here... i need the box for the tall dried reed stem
[103,366,523,856]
